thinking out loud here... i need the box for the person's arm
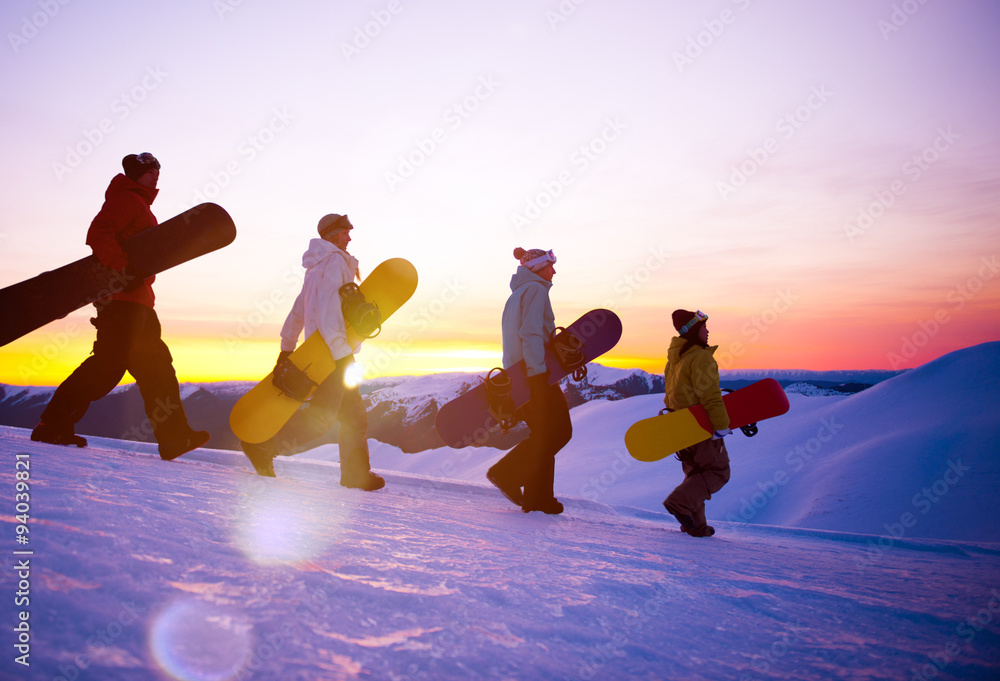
[518,285,549,377]
[85,195,133,270]
[691,353,730,431]
[279,290,306,352]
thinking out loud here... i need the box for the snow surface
[2,343,999,680]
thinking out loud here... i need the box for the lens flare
[343,360,365,389]
[150,599,252,681]
[233,479,344,566]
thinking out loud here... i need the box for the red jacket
[86,173,159,308]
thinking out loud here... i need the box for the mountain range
[0,365,903,452]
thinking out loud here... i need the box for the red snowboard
[625,378,790,462]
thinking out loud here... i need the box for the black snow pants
[40,301,194,443]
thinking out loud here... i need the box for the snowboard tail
[0,203,236,346]
[625,378,790,462]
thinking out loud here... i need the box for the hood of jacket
[105,173,158,206]
[666,335,718,362]
[301,238,359,275]
[509,265,552,294]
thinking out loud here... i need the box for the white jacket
[280,238,360,360]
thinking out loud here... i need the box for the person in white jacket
[240,213,384,491]
[486,247,572,514]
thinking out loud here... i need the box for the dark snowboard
[0,203,236,346]
[435,308,623,448]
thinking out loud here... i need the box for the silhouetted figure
[487,248,572,514]
[240,213,384,491]
[662,309,732,537]
[31,153,209,460]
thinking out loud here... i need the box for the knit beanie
[672,309,708,338]
[122,153,160,181]
[513,247,556,273]
[318,214,352,239]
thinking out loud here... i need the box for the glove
[273,350,293,374]
[712,428,733,440]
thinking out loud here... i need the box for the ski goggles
[678,310,708,335]
[523,249,556,270]
[135,152,160,170]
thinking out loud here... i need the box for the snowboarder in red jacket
[31,153,209,460]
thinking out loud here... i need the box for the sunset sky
[1,0,998,385]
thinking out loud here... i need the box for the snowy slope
[303,342,1000,544]
[2,428,999,681]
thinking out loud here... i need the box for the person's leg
[126,306,208,459]
[337,387,383,490]
[664,439,730,535]
[521,382,572,513]
[33,304,130,446]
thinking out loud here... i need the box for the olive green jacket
[663,336,730,430]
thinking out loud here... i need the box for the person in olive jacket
[662,309,732,537]
[31,153,209,460]
[486,247,572,515]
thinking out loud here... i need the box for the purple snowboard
[435,309,622,448]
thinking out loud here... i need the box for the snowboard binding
[550,327,587,381]
[339,283,382,339]
[272,357,318,402]
[484,367,519,432]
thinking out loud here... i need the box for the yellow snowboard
[229,258,417,444]
[624,410,711,463]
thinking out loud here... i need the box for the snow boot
[685,524,716,538]
[159,429,210,461]
[522,498,564,515]
[340,470,385,491]
[663,501,697,533]
[486,466,523,507]
[241,440,277,477]
[31,422,87,448]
